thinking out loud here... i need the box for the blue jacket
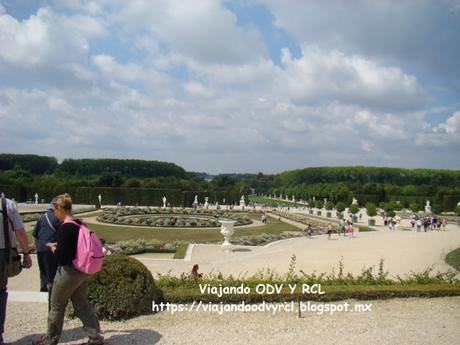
[32,210,61,252]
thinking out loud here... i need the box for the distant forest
[0,153,459,211]
[270,167,460,212]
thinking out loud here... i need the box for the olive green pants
[46,265,101,345]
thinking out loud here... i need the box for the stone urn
[219,219,236,246]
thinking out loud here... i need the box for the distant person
[306,224,312,239]
[33,203,61,293]
[348,222,354,237]
[191,264,203,278]
[326,223,333,239]
[99,238,112,256]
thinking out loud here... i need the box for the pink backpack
[65,220,104,275]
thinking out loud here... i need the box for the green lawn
[446,247,460,271]
[86,218,300,244]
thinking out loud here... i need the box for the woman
[326,223,333,240]
[191,264,203,278]
[34,194,103,345]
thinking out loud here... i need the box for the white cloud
[111,0,268,65]
[280,45,428,110]
[183,82,215,98]
[92,55,144,81]
[439,111,460,133]
[0,1,458,172]
[0,7,106,69]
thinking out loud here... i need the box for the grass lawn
[446,247,460,271]
[85,218,300,244]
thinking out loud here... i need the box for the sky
[0,0,459,174]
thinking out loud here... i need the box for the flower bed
[108,239,180,255]
[97,207,253,228]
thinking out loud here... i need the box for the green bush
[87,255,163,320]
[325,201,334,211]
[365,202,377,218]
[410,202,421,213]
[336,202,346,213]
[348,203,359,215]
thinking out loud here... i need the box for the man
[0,197,32,345]
[33,204,60,292]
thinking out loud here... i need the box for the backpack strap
[45,212,57,232]
[63,219,87,228]
[1,197,11,255]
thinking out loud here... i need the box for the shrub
[348,203,359,215]
[325,201,334,211]
[336,202,346,213]
[366,202,377,218]
[315,200,324,209]
[87,255,163,320]
[410,202,421,213]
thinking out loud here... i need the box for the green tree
[409,202,421,213]
[97,172,124,187]
[349,203,360,215]
[315,200,324,209]
[384,202,396,218]
[123,178,142,188]
[336,202,346,213]
[325,201,334,211]
[366,202,377,218]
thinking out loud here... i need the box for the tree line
[1,154,458,211]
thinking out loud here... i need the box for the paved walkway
[6,205,460,345]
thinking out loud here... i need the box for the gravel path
[5,297,460,345]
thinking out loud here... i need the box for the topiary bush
[87,254,163,320]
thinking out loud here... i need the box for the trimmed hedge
[87,255,163,320]
[446,247,460,271]
[161,284,460,304]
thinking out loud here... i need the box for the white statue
[204,197,209,209]
[162,196,167,209]
[98,194,102,207]
[292,195,296,202]
[352,198,358,205]
[425,200,432,214]
[34,193,39,204]
[193,195,198,206]
[240,195,246,207]
[324,198,327,207]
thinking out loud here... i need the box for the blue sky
[0,0,459,173]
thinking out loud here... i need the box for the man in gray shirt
[0,197,32,345]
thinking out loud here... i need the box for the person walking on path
[0,196,32,345]
[32,204,61,294]
[326,223,333,240]
[33,194,103,345]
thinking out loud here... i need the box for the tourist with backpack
[33,194,104,345]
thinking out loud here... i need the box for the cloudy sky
[1,0,459,173]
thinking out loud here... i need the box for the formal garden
[96,207,252,227]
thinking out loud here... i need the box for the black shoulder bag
[1,197,22,277]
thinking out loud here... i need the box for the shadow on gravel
[12,328,162,345]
